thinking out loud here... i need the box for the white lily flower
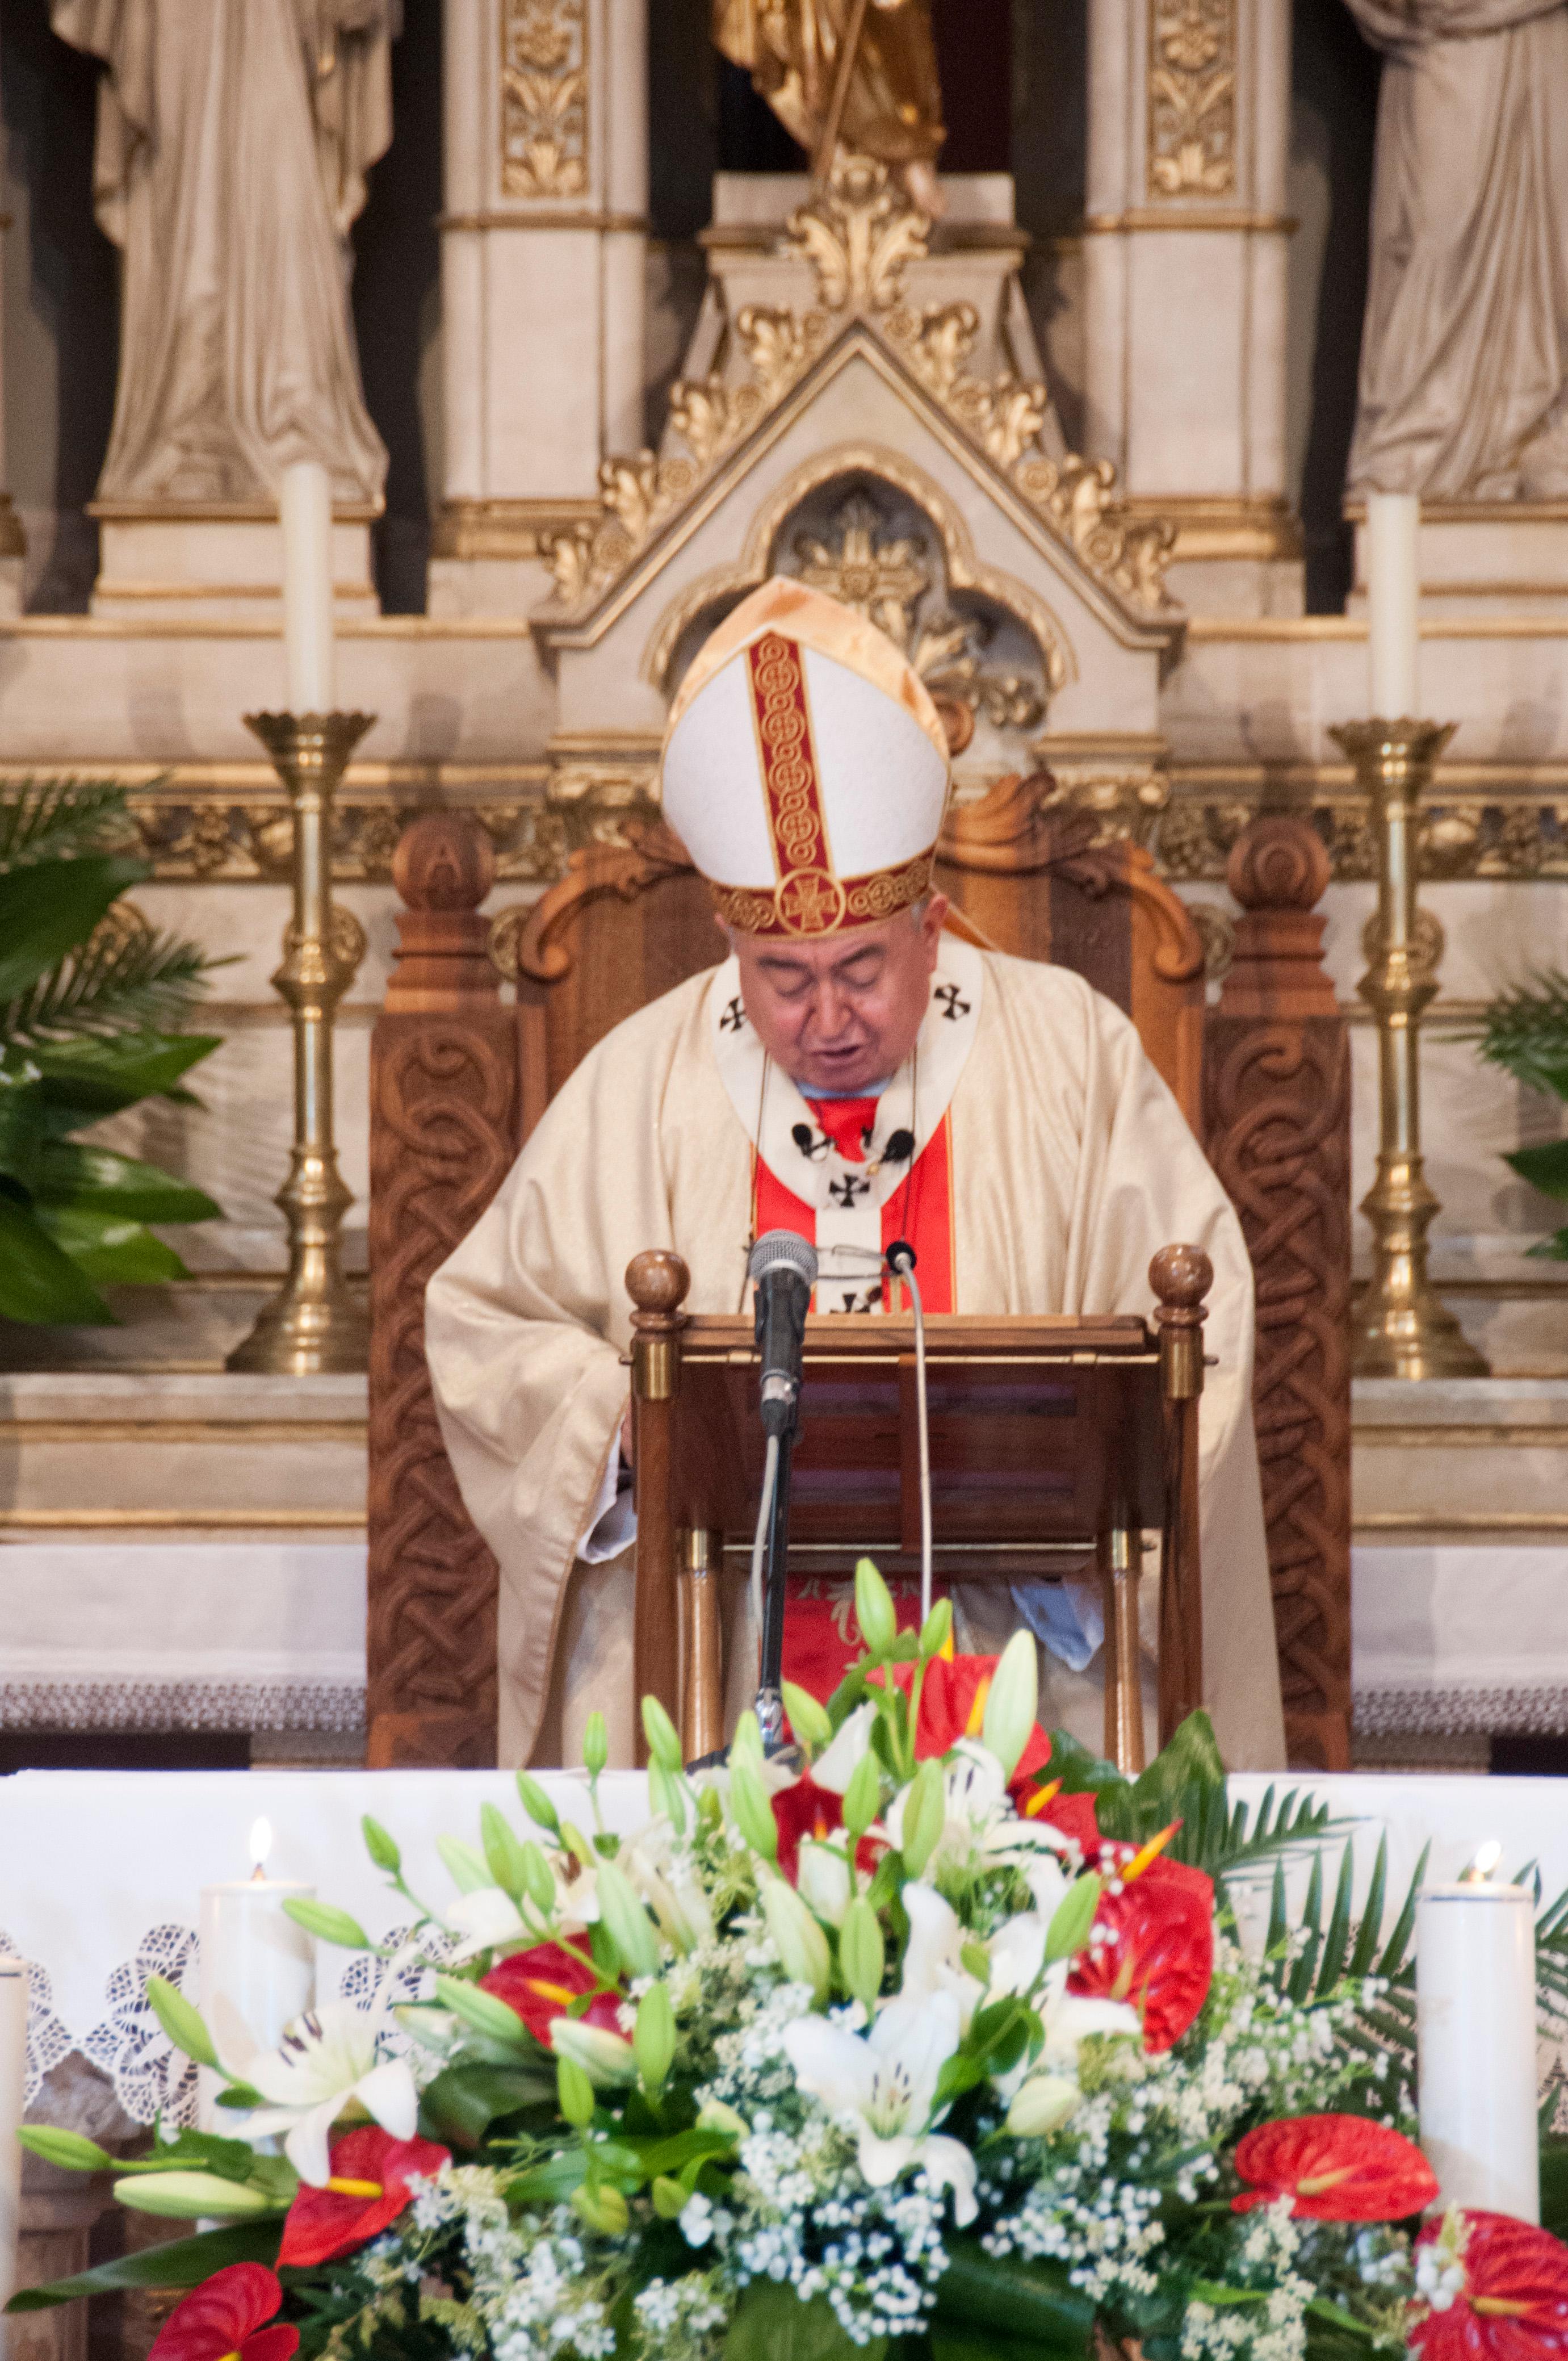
[782,1991,978,2225]
[548,1848,601,1928]
[796,1837,853,1928]
[898,1882,984,2031]
[991,1960,1141,2102]
[445,1884,531,1962]
[811,1702,877,1794]
[244,2002,418,2187]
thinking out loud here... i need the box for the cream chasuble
[425,944,1286,1775]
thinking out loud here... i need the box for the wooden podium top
[664,1311,1164,1581]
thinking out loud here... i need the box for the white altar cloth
[0,1766,1563,2123]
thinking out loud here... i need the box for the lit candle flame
[1460,1839,1503,1885]
[249,1816,273,1878]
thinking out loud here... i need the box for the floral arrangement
[15,1563,1568,2361]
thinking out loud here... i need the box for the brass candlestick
[226,712,373,1376]
[1331,718,1488,1379]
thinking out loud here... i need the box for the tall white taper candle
[1416,1868,1538,2223]
[198,1819,315,2132]
[0,1964,28,2356]
[280,459,335,714]
[1366,490,1419,719]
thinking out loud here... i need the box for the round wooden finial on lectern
[1150,1242,1213,1312]
[626,1250,691,1317]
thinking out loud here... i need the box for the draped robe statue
[714,0,946,210]
[51,0,394,505]
[1345,0,1568,499]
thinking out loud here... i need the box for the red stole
[751,1116,955,1702]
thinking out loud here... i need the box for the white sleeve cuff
[577,1450,637,1564]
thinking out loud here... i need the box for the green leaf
[144,1975,220,2070]
[419,2060,554,2147]
[33,1204,188,1286]
[1315,1839,1356,1996]
[726,2281,876,2361]
[0,1192,114,1324]
[1378,1842,1429,1978]
[30,1032,220,1125]
[0,1054,44,1190]
[1347,1834,1389,1981]
[0,779,138,872]
[31,1141,220,1223]
[0,853,147,1003]
[1508,1141,1568,1203]
[931,2237,1093,2358]
[282,1898,371,1950]
[5,2220,282,2311]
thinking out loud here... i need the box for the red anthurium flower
[772,1772,846,1882]
[1067,1842,1214,2052]
[1018,1775,1101,1852]
[277,2124,452,2268]
[480,1940,624,2044]
[1411,2209,1568,2360]
[149,2265,297,2361]
[1232,2114,1439,2221]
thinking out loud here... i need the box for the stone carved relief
[543,156,1175,619]
[1148,0,1236,197]
[1202,819,1351,1772]
[501,0,588,198]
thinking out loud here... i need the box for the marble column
[429,0,649,619]
[1082,0,1299,616]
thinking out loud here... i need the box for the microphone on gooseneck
[748,1229,818,1438]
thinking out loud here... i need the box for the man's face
[728,894,950,1093]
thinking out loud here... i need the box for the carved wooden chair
[366,784,1351,1773]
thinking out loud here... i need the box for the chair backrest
[493,772,1206,1136]
[367,800,1350,1776]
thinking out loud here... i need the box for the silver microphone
[748,1229,818,1436]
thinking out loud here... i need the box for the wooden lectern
[625,1244,1213,1777]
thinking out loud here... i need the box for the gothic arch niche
[654,466,1070,782]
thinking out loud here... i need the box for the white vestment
[426,943,1286,1773]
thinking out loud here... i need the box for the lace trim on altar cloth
[0,1680,366,1734]
[1355,1683,1568,1738]
[0,1918,456,2123]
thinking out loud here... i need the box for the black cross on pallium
[719,996,745,1033]
[828,1173,871,1208]
[791,1123,829,1161]
[934,982,971,1021]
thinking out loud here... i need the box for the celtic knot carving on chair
[1205,1020,1352,1767]
[368,1021,519,1761]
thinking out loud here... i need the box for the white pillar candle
[198,1818,315,2132]
[0,1963,27,2356]
[280,459,336,715]
[1417,1858,1539,2224]
[1366,489,1420,720]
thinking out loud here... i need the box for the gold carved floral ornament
[542,154,1175,621]
[501,0,587,198]
[1147,0,1235,198]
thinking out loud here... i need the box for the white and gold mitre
[660,576,951,938]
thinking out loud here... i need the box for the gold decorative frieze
[1158,788,1568,883]
[543,155,1176,621]
[1147,0,1236,198]
[501,0,587,198]
[113,794,565,885]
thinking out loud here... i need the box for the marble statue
[713,0,946,216]
[1345,0,1568,500]
[50,0,394,506]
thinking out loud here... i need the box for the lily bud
[641,1696,684,1774]
[838,1897,886,2011]
[518,1838,559,1916]
[982,1627,1039,1781]
[570,2181,630,2235]
[696,2098,748,2138]
[780,1681,832,1755]
[854,1558,897,1658]
[594,1857,661,1981]
[112,2172,275,2220]
[841,1747,883,1840]
[550,2018,639,2087]
[728,1751,779,1862]
[633,1983,677,2091]
[796,1837,853,1929]
[1005,2073,1079,2139]
[760,1874,832,2003]
[898,1759,946,1879]
[919,1596,953,1661]
[582,1711,609,1776]
[516,1772,560,1835]
[557,2054,596,2128]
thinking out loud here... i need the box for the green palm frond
[0,778,139,871]
[4,920,215,1044]
[1463,969,1568,1100]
